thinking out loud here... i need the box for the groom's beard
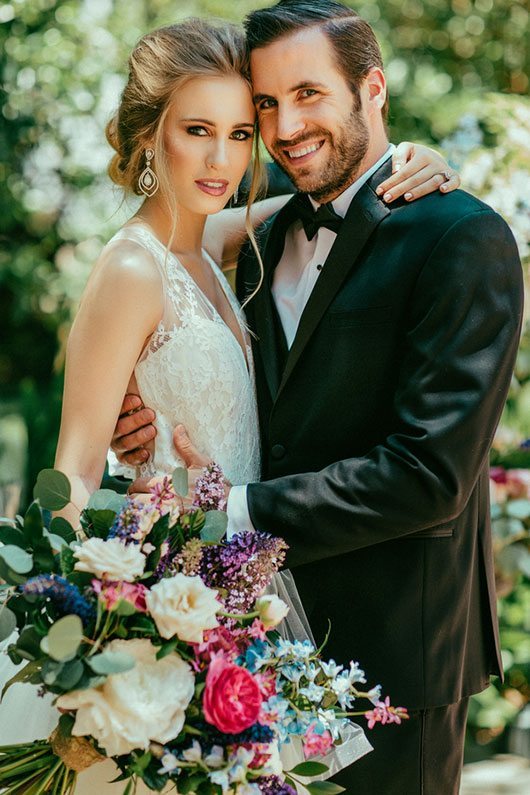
[268,104,370,202]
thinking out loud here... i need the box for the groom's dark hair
[244,0,388,119]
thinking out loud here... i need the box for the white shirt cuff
[226,484,255,539]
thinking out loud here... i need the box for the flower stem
[218,610,259,621]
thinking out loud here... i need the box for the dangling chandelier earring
[138,147,159,197]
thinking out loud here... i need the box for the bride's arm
[54,243,162,526]
[203,195,290,268]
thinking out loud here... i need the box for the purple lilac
[257,777,297,795]
[21,575,95,625]
[193,463,227,512]
[200,531,287,615]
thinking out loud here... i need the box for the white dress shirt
[227,145,395,536]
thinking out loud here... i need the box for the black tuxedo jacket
[236,159,523,710]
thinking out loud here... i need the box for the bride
[0,17,458,792]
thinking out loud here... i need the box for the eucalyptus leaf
[0,526,27,547]
[22,501,44,544]
[81,509,117,538]
[0,607,16,641]
[33,469,71,511]
[0,545,34,574]
[54,658,85,689]
[200,510,228,543]
[172,467,188,498]
[44,530,67,551]
[88,650,136,675]
[50,516,77,544]
[15,626,43,661]
[0,557,27,586]
[306,783,346,794]
[87,489,126,513]
[289,761,330,777]
[41,659,64,685]
[44,614,83,662]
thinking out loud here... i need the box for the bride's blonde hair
[106,18,266,293]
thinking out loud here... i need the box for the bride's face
[162,74,255,215]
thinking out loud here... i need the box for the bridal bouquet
[0,467,407,795]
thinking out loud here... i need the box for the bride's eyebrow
[181,118,255,128]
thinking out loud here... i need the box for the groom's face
[251,26,371,201]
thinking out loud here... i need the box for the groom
[112,2,523,792]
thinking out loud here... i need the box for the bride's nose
[205,139,229,170]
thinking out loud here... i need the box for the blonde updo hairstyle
[106,19,266,293]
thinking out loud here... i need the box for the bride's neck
[134,196,206,258]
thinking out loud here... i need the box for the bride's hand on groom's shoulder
[111,393,157,466]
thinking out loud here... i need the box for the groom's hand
[173,424,232,504]
[111,393,157,466]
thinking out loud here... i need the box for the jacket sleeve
[246,209,524,567]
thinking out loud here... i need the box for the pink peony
[203,656,262,734]
[92,579,148,612]
[302,723,334,759]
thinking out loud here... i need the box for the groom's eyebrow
[253,81,327,103]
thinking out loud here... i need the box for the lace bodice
[107,223,260,486]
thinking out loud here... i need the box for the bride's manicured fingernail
[404,192,413,200]
[376,185,384,195]
[383,192,392,202]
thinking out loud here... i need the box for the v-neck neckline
[123,221,250,373]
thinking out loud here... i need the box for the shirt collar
[309,143,395,218]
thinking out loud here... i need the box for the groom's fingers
[173,424,211,469]
[112,409,156,450]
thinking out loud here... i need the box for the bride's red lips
[195,179,229,197]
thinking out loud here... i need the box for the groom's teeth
[287,143,321,159]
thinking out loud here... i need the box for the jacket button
[271,444,286,460]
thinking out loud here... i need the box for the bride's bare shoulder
[78,230,164,323]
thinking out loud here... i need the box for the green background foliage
[1,0,530,759]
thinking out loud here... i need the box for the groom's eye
[258,98,277,111]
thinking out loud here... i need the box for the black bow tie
[293,193,343,241]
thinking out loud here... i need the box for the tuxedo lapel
[276,165,392,399]
[252,197,300,399]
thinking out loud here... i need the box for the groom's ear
[364,67,387,115]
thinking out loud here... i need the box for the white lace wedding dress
[0,222,369,793]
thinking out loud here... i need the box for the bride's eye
[187,126,209,136]
[231,129,253,141]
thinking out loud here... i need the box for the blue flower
[21,575,95,626]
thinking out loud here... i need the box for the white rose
[255,594,289,628]
[146,573,219,643]
[57,638,194,756]
[73,537,145,581]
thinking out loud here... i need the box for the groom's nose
[276,103,305,141]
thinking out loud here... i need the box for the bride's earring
[138,148,159,197]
